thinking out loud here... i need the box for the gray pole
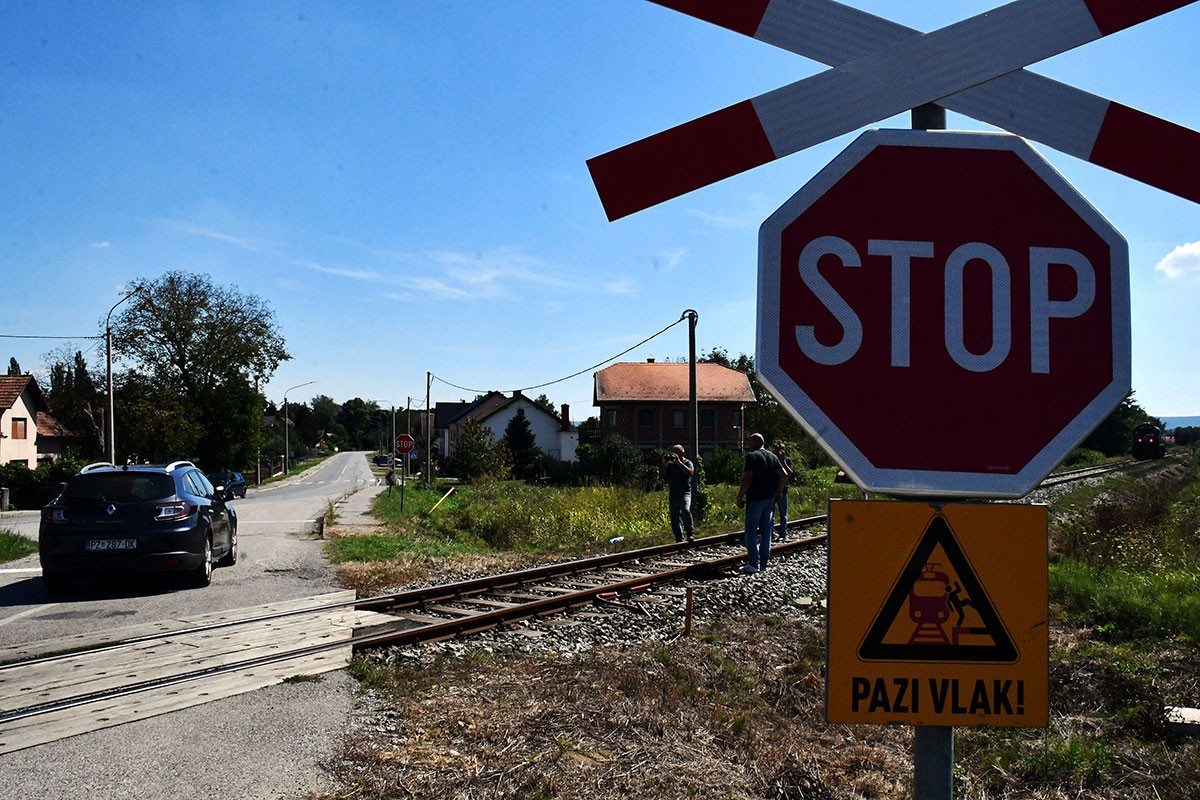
[426,371,432,484]
[105,288,138,465]
[106,324,115,464]
[282,381,314,477]
[284,396,289,475]
[684,309,699,477]
[911,100,954,800]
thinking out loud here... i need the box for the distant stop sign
[756,130,1130,498]
[394,434,416,454]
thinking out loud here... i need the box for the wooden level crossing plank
[0,650,345,754]
[1,608,377,700]
[0,591,358,664]
[0,593,394,754]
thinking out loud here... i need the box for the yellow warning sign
[826,501,1048,727]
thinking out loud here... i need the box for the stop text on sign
[796,237,1094,374]
[756,130,1130,498]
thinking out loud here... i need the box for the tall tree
[503,408,543,480]
[109,271,289,468]
[45,349,104,458]
[6,357,22,376]
[449,416,512,483]
[699,347,831,467]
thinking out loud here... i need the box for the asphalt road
[0,451,380,799]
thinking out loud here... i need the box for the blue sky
[2,1,1199,423]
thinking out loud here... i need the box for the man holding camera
[660,444,696,543]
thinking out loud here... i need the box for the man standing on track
[735,433,789,573]
[660,444,696,542]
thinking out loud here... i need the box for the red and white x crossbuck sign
[588,0,1200,220]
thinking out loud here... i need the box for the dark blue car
[39,460,238,593]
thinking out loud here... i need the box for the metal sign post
[588,3,1199,797]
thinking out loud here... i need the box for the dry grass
[319,616,918,799]
[305,604,1200,800]
[311,458,1200,799]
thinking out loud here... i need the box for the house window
[637,409,654,428]
[671,409,685,428]
[732,408,742,428]
[11,418,27,440]
[606,409,617,427]
[700,409,715,428]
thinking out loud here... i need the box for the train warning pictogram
[826,500,1048,727]
[858,514,1017,663]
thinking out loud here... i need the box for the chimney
[646,357,655,363]
[560,403,571,431]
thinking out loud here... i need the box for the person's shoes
[740,565,759,574]
[686,535,695,543]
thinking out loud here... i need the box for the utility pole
[105,288,138,465]
[684,309,699,485]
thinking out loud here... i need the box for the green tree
[576,433,656,489]
[6,358,21,376]
[109,271,288,468]
[338,398,380,450]
[699,347,831,468]
[1079,394,1155,458]
[113,373,204,463]
[503,408,544,481]
[447,417,512,483]
[45,349,104,459]
[531,394,560,420]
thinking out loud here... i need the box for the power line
[0,333,102,340]
[432,314,689,397]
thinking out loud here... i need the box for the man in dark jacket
[660,444,696,542]
[735,433,789,572]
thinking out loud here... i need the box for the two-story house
[593,360,756,458]
[0,375,73,467]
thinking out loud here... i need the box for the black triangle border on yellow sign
[857,513,1018,664]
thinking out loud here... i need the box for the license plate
[85,539,137,551]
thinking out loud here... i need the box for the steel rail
[0,530,829,725]
[5,459,1125,728]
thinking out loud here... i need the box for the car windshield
[60,473,175,503]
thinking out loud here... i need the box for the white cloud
[1155,241,1200,279]
[89,241,111,249]
[652,248,686,273]
[163,220,264,252]
[299,261,381,282]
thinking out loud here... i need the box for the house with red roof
[0,375,74,467]
[593,360,756,458]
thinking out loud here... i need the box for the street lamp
[283,381,315,474]
[106,288,139,465]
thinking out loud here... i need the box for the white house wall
[483,398,572,461]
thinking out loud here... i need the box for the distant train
[1131,423,1167,460]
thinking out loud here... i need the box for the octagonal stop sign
[757,129,1130,498]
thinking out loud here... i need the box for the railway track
[1,458,1157,752]
[0,518,828,753]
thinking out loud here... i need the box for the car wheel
[218,526,238,567]
[42,573,73,594]
[188,535,213,588]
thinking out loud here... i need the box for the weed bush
[0,532,38,563]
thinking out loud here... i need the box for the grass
[315,452,1200,798]
[326,470,859,571]
[0,531,37,563]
